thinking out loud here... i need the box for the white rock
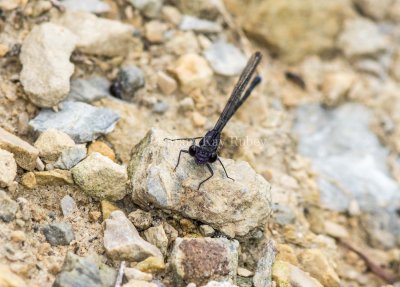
[201,282,238,287]
[104,210,163,261]
[56,11,135,56]
[203,41,247,76]
[0,149,17,187]
[337,18,387,59]
[34,128,75,162]
[128,129,272,237]
[71,152,128,200]
[0,127,39,171]
[323,221,349,239]
[20,23,77,107]
[60,195,77,216]
[237,267,253,277]
[61,0,110,13]
[179,15,222,33]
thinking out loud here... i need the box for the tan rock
[21,172,37,189]
[0,44,9,57]
[192,111,206,127]
[323,221,349,239]
[88,141,116,162]
[0,149,17,187]
[128,209,153,230]
[298,249,340,287]
[237,267,253,277]
[145,20,167,43]
[124,267,153,282]
[272,260,323,287]
[101,200,120,220]
[135,256,165,273]
[0,127,39,171]
[34,129,75,162]
[123,280,157,287]
[0,264,28,287]
[34,169,74,186]
[170,53,213,94]
[143,225,169,255]
[157,71,178,95]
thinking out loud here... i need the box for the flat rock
[103,210,163,261]
[54,144,87,170]
[53,252,117,287]
[66,77,111,103]
[60,0,110,13]
[34,169,74,186]
[0,127,39,171]
[29,101,120,143]
[203,41,247,76]
[42,222,75,246]
[129,0,163,18]
[20,23,77,107]
[128,129,272,237]
[337,18,387,59]
[124,267,153,282]
[179,15,222,33]
[170,237,239,286]
[0,190,18,222]
[56,11,135,57]
[71,153,127,200]
[0,148,17,187]
[34,128,75,162]
[170,53,213,94]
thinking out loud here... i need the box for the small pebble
[66,77,111,103]
[124,267,153,282]
[89,211,102,222]
[145,20,167,43]
[101,200,120,220]
[128,209,153,230]
[10,230,26,243]
[199,224,214,236]
[54,144,87,170]
[179,15,222,33]
[21,172,37,189]
[0,149,17,187]
[157,71,178,95]
[192,111,206,127]
[152,101,169,114]
[144,225,169,255]
[237,267,253,277]
[34,128,75,162]
[128,0,163,18]
[61,0,111,13]
[0,190,18,222]
[42,222,75,246]
[178,97,195,112]
[60,195,77,216]
[135,256,165,273]
[161,5,182,25]
[110,65,145,101]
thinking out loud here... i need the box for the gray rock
[293,103,400,212]
[61,0,111,13]
[203,41,247,76]
[29,101,120,143]
[53,252,117,287]
[152,101,169,114]
[54,144,87,170]
[71,152,128,201]
[179,15,222,33]
[20,23,77,107]
[56,11,135,57]
[42,222,75,246]
[0,190,18,222]
[337,18,387,59]
[129,0,163,18]
[60,195,77,216]
[66,77,111,103]
[253,241,276,287]
[103,210,163,261]
[170,237,239,287]
[272,203,296,225]
[128,209,153,230]
[110,66,145,101]
[128,129,272,237]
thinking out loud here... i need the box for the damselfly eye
[209,153,218,163]
[189,145,196,156]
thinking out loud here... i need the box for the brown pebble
[10,230,26,243]
[21,172,37,189]
[88,141,116,162]
[89,211,102,222]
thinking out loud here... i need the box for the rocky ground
[0,0,400,286]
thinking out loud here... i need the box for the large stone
[170,237,239,286]
[128,129,272,237]
[103,210,163,261]
[34,128,75,162]
[71,153,128,200]
[0,127,39,171]
[29,101,120,143]
[53,252,117,287]
[238,0,352,63]
[0,190,18,222]
[0,149,17,187]
[337,18,387,59]
[56,11,135,56]
[20,23,77,107]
